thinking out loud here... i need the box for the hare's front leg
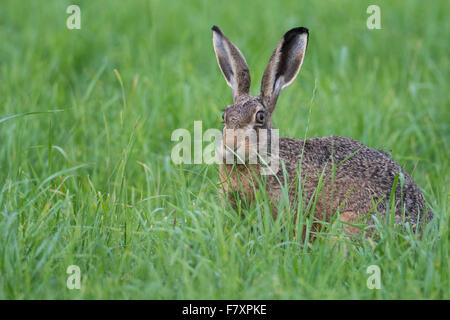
[219,165,238,211]
[219,184,238,211]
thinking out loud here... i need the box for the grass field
[0,0,448,299]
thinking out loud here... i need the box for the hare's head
[212,26,309,163]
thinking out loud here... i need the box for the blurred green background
[0,0,448,299]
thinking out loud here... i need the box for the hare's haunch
[212,26,432,234]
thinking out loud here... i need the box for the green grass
[0,0,448,299]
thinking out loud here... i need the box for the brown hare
[212,25,432,237]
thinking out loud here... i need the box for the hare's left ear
[212,26,251,102]
[260,27,308,113]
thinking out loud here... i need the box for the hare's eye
[221,111,225,120]
[255,111,265,123]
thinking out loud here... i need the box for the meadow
[0,0,448,299]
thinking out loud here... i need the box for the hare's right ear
[260,27,308,113]
[212,26,251,102]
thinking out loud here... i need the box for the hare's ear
[260,27,308,112]
[212,26,251,102]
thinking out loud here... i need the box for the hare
[212,25,432,236]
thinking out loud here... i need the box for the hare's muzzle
[221,127,261,165]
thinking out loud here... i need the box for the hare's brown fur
[212,26,432,235]
[220,136,430,227]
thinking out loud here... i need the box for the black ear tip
[286,27,309,37]
[211,25,222,33]
[297,27,309,34]
[283,27,309,43]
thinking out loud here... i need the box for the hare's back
[279,135,395,176]
[278,136,429,222]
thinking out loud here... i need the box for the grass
[0,0,448,299]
